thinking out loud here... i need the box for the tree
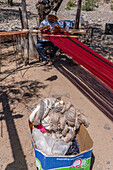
[8,0,13,6]
[19,0,29,65]
[21,0,28,29]
[36,0,63,24]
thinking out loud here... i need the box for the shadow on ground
[0,67,48,169]
[0,91,28,169]
[0,42,113,169]
[0,8,37,22]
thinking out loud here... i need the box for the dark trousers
[36,40,58,61]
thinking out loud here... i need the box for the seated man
[36,10,66,65]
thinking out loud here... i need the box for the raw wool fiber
[29,97,89,143]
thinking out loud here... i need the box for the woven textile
[42,31,113,90]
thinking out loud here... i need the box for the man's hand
[39,25,52,31]
[54,24,60,29]
[45,25,52,30]
[53,24,66,33]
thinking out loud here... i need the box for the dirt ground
[0,1,113,169]
[0,39,113,170]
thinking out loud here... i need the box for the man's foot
[40,61,48,66]
[51,56,57,64]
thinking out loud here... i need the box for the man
[36,10,66,65]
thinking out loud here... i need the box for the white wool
[29,105,40,122]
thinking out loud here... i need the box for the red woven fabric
[42,31,113,90]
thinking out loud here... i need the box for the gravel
[0,1,113,31]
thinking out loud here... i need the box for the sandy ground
[0,43,113,170]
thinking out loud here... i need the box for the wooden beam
[31,33,79,38]
[42,34,79,38]
[0,30,28,39]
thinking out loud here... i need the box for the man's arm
[39,25,52,31]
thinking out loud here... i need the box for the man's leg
[36,40,58,63]
[36,40,48,61]
[50,43,59,59]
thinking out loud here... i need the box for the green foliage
[67,0,75,7]
[82,0,99,11]
[65,6,71,10]
[111,4,113,10]
[65,0,75,10]
[110,1,113,11]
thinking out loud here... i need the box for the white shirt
[39,19,62,29]
[39,19,62,41]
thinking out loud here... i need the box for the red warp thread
[42,31,113,90]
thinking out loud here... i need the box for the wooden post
[19,8,24,29]
[0,39,1,73]
[8,0,13,6]
[23,34,29,66]
[29,32,38,60]
[75,0,82,29]
[21,0,28,29]
[19,0,29,65]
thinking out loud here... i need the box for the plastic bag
[32,127,71,155]
[32,128,52,155]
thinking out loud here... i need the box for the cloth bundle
[29,97,89,143]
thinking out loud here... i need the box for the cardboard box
[29,122,93,170]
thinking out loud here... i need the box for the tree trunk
[22,0,28,29]
[8,0,13,6]
[19,8,24,29]
[54,0,64,12]
[20,0,29,65]
[19,0,39,64]
[75,0,82,29]
[36,0,64,23]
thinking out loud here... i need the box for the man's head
[48,11,58,23]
